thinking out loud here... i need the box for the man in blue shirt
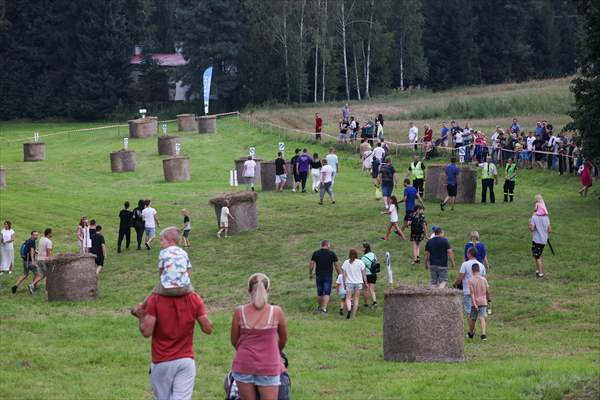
[440,122,449,147]
[511,118,521,134]
[441,157,460,211]
[399,178,424,231]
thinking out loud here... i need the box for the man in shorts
[29,228,53,293]
[11,231,39,294]
[529,212,551,278]
[441,157,460,211]
[454,247,486,316]
[275,152,288,192]
[467,263,491,341]
[377,158,398,210]
[142,200,160,250]
[308,240,341,314]
[242,156,257,191]
[424,227,455,288]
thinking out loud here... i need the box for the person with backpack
[408,205,427,265]
[132,200,145,250]
[361,243,379,309]
[11,230,40,294]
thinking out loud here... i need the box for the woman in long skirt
[1,220,16,274]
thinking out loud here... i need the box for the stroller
[225,353,291,400]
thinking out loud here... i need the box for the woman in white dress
[77,216,90,255]
[1,220,16,273]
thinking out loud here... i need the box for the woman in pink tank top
[231,273,288,400]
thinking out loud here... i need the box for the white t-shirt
[373,147,385,161]
[460,259,486,295]
[1,228,15,244]
[220,206,230,225]
[342,259,366,284]
[336,274,346,292]
[38,237,52,261]
[389,204,399,223]
[142,207,157,228]
[408,126,419,143]
[455,131,463,144]
[321,164,334,183]
[350,120,357,131]
[243,160,257,178]
[491,133,500,148]
[526,136,536,151]
[326,154,338,171]
[363,150,374,168]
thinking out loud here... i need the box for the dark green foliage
[130,56,171,103]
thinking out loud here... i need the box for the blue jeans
[316,277,332,296]
[232,372,280,387]
[463,294,472,314]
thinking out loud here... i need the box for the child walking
[467,263,491,341]
[335,272,347,316]
[182,209,191,247]
[408,205,427,264]
[380,195,406,241]
[217,202,235,238]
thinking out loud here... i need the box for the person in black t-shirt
[424,227,456,288]
[117,201,133,253]
[309,240,341,314]
[290,148,301,192]
[91,225,106,275]
[275,152,288,192]
[131,199,145,250]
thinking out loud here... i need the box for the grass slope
[0,113,599,399]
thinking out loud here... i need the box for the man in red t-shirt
[315,113,323,141]
[135,293,212,400]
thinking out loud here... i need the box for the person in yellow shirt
[479,155,498,203]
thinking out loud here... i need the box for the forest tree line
[0,0,581,119]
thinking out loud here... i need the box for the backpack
[365,254,381,274]
[20,241,29,260]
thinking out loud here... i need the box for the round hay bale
[23,142,46,162]
[209,191,258,234]
[424,164,477,203]
[110,150,136,172]
[383,285,464,362]
[235,158,263,187]
[197,115,216,134]
[259,160,293,191]
[157,135,179,156]
[128,117,158,138]
[0,166,5,190]
[163,156,190,182]
[176,114,197,132]
[45,253,98,301]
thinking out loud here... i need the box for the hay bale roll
[383,285,464,362]
[110,150,136,172]
[424,164,477,203]
[197,115,216,134]
[45,254,98,301]
[23,142,46,162]
[0,166,5,189]
[235,158,263,187]
[259,160,293,191]
[209,191,258,234]
[163,156,190,182]
[176,114,197,132]
[157,135,179,156]
[128,117,158,138]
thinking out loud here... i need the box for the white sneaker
[216,231,221,238]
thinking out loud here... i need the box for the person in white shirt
[372,142,386,162]
[142,200,160,250]
[30,228,53,293]
[454,247,487,315]
[325,148,339,187]
[380,195,406,240]
[526,132,536,169]
[319,159,335,205]
[408,122,419,152]
[490,127,502,164]
[362,148,374,173]
[1,220,16,274]
[342,248,367,319]
[242,156,257,191]
[217,202,235,238]
[335,272,347,316]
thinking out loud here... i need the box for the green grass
[0,106,599,398]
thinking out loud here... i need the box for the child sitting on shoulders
[533,194,548,216]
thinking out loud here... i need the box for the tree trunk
[322,0,327,103]
[314,0,320,103]
[400,33,404,91]
[283,10,290,102]
[353,42,361,100]
[365,0,374,99]
[298,0,306,103]
[341,0,350,100]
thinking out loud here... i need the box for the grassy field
[0,82,599,399]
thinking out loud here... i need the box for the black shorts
[532,242,545,259]
[183,229,190,238]
[447,184,457,197]
[96,256,105,267]
[404,210,413,222]
[411,231,425,242]
[294,173,301,182]
[366,274,377,284]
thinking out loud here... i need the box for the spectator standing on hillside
[296,148,312,193]
[511,118,521,134]
[91,225,106,275]
[326,148,339,187]
[479,155,498,203]
[318,159,336,205]
[132,200,145,251]
[467,264,490,341]
[310,153,322,193]
[408,154,426,198]
[503,157,517,202]
[378,158,399,210]
[182,209,191,248]
[490,127,503,164]
[578,159,594,196]
[424,227,455,288]
[525,131,536,169]
[290,148,301,193]
[463,231,490,271]
[1,220,16,274]
[142,200,159,250]
[315,113,323,141]
[529,209,551,278]
[11,230,39,294]
[309,240,341,314]
[242,156,258,192]
[408,122,419,152]
[350,116,358,142]
[440,122,449,147]
[423,124,433,159]
[135,278,212,400]
[339,119,348,143]
[342,103,350,122]
[275,152,288,192]
[441,157,460,211]
[117,201,133,253]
